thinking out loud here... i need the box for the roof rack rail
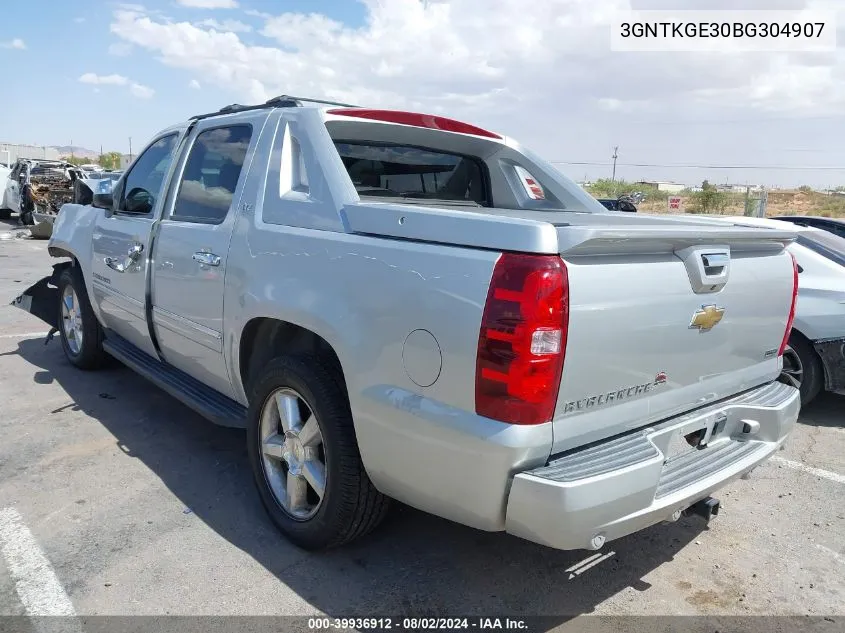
[189,94,360,121]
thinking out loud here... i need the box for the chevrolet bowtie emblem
[690,304,725,331]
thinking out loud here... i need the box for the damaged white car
[0,159,82,225]
[729,216,845,406]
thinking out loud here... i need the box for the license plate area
[665,427,707,461]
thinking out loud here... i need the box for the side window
[171,124,252,224]
[118,134,178,215]
[514,165,547,201]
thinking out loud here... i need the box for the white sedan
[727,216,845,405]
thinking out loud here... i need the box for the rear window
[334,142,489,206]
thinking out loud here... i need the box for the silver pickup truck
[13,96,801,552]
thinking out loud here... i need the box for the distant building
[716,184,759,194]
[636,180,686,194]
[119,154,134,170]
[0,143,60,165]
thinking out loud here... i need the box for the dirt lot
[0,227,843,630]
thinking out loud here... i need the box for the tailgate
[552,226,796,454]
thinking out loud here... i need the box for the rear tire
[0,209,10,220]
[56,266,108,370]
[780,333,823,406]
[246,355,389,550]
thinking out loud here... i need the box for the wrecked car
[0,159,82,227]
[29,171,124,238]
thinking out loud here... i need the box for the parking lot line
[772,456,845,485]
[0,332,47,339]
[0,508,75,616]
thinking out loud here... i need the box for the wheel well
[48,247,75,260]
[789,327,815,350]
[239,318,346,396]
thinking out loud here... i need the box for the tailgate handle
[675,246,731,294]
[701,253,729,274]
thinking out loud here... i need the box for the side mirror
[92,192,114,211]
[124,187,153,214]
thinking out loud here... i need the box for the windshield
[334,142,489,206]
[796,231,845,268]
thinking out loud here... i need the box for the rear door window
[334,142,489,206]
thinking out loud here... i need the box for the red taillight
[777,252,800,357]
[326,108,503,140]
[475,253,568,425]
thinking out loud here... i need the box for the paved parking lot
[0,226,843,625]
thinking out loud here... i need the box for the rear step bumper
[505,381,799,551]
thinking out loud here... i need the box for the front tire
[56,266,107,370]
[246,355,388,550]
[780,334,823,406]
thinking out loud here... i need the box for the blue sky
[1,0,843,188]
[0,1,367,155]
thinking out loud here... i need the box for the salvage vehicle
[12,96,801,552]
[30,172,125,240]
[726,216,845,406]
[0,159,82,225]
[772,215,845,240]
[596,195,637,212]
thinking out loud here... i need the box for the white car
[727,216,845,405]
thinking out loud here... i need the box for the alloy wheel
[258,388,327,520]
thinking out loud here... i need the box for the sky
[1,0,843,188]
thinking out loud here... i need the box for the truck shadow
[796,392,845,429]
[12,337,710,625]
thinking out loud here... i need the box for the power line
[550,160,845,171]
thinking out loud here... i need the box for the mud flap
[815,338,845,392]
[10,263,69,330]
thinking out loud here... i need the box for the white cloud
[79,72,154,99]
[189,79,202,89]
[130,83,155,99]
[108,42,134,56]
[1,38,26,50]
[243,9,270,19]
[107,1,845,186]
[79,73,129,86]
[197,18,251,32]
[175,0,238,8]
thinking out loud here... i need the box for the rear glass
[334,142,488,205]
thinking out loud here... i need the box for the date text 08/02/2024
[307,617,529,630]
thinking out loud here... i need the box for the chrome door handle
[104,242,144,273]
[192,251,221,267]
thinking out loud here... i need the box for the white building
[637,181,687,194]
[0,143,60,165]
[119,154,134,170]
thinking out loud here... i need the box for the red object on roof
[327,108,502,140]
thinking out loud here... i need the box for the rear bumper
[505,381,799,551]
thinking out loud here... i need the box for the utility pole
[128,137,133,162]
[611,146,619,183]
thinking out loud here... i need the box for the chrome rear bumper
[505,381,799,551]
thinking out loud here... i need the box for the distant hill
[50,146,99,159]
